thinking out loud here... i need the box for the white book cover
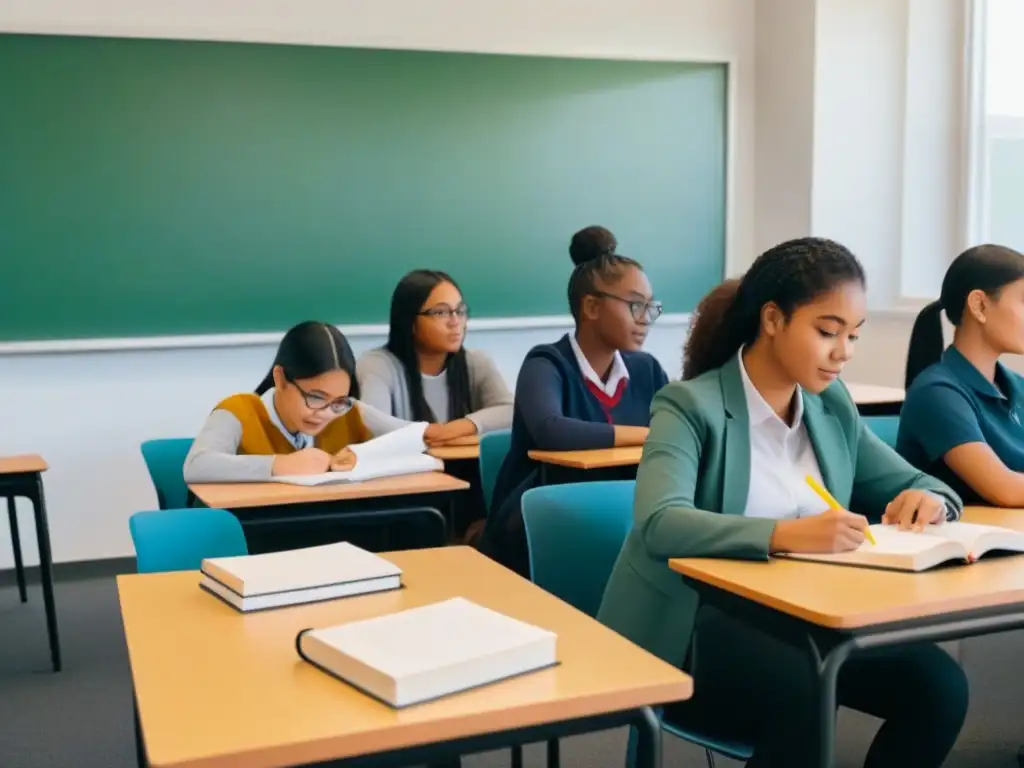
[780,521,1024,572]
[271,423,443,486]
[296,597,558,707]
[201,541,402,597]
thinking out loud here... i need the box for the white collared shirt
[738,354,829,520]
[568,333,630,397]
[261,388,314,451]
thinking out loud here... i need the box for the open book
[271,422,443,486]
[296,597,558,707]
[200,541,402,612]
[780,521,1024,572]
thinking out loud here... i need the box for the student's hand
[330,448,358,472]
[271,448,332,476]
[882,490,946,531]
[424,419,478,446]
[769,508,868,554]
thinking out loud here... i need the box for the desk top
[844,382,905,405]
[528,446,643,470]
[189,471,469,510]
[120,547,691,768]
[671,512,1024,630]
[428,438,481,462]
[0,454,48,475]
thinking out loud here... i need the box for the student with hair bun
[898,244,1024,506]
[599,237,967,768]
[481,226,669,576]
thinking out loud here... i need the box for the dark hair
[905,244,1024,387]
[255,321,360,398]
[683,237,866,380]
[566,226,642,322]
[386,269,473,422]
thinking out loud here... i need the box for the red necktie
[585,377,628,423]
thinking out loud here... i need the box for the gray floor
[1,575,1022,767]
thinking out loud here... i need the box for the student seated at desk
[356,270,513,445]
[184,321,405,483]
[898,244,1024,507]
[482,226,669,576]
[598,238,967,768]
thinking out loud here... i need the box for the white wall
[0,0,754,566]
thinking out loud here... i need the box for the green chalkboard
[0,34,727,341]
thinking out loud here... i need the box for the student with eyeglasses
[183,320,406,484]
[480,226,669,576]
[356,269,513,446]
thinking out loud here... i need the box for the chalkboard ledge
[0,313,691,356]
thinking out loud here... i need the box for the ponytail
[254,370,275,395]
[905,301,944,388]
[683,279,750,380]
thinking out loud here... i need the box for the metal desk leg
[7,496,27,602]
[134,694,147,768]
[30,476,61,672]
[633,706,662,768]
[547,737,561,767]
[811,636,854,768]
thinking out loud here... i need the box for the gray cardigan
[356,347,513,434]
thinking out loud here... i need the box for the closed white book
[779,521,1024,572]
[200,541,402,612]
[270,423,443,486]
[296,597,558,707]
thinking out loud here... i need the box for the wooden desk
[121,547,690,768]
[963,506,1024,530]
[190,472,470,549]
[528,446,643,486]
[844,381,905,416]
[0,454,60,671]
[428,438,481,462]
[671,534,1024,766]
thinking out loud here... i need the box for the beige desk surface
[120,547,692,768]
[0,454,48,475]
[670,508,1024,630]
[428,437,481,462]
[528,446,643,470]
[190,471,469,510]
[844,382,906,405]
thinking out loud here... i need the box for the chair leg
[704,747,717,768]
[7,496,27,603]
[511,744,523,768]
[547,738,560,767]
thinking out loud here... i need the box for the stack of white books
[296,597,558,707]
[200,541,403,612]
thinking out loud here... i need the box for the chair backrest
[521,480,635,617]
[129,508,247,573]
[478,429,512,514]
[140,438,195,509]
[864,415,900,449]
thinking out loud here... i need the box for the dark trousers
[664,608,969,768]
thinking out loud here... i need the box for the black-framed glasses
[590,291,663,324]
[290,380,354,414]
[418,303,470,322]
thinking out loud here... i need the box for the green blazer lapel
[802,392,854,505]
[719,356,751,515]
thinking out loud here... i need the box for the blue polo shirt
[897,345,1024,504]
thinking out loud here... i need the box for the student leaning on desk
[599,238,968,768]
[481,226,669,576]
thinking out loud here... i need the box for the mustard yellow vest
[216,393,370,455]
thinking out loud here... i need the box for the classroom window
[968,0,1024,252]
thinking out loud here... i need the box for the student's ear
[760,302,786,338]
[966,289,988,324]
[581,294,601,321]
[271,365,286,390]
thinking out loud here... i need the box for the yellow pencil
[804,474,876,545]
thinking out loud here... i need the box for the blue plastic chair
[864,415,900,449]
[522,481,754,768]
[140,438,195,510]
[478,429,512,514]
[129,508,247,573]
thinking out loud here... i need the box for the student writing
[356,270,513,445]
[598,238,967,768]
[183,321,406,483]
[482,226,669,576]
[899,244,1024,506]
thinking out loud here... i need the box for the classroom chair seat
[521,481,754,768]
[864,415,900,449]
[140,438,195,510]
[478,429,512,515]
[129,508,247,573]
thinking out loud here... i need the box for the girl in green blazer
[598,238,968,768]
